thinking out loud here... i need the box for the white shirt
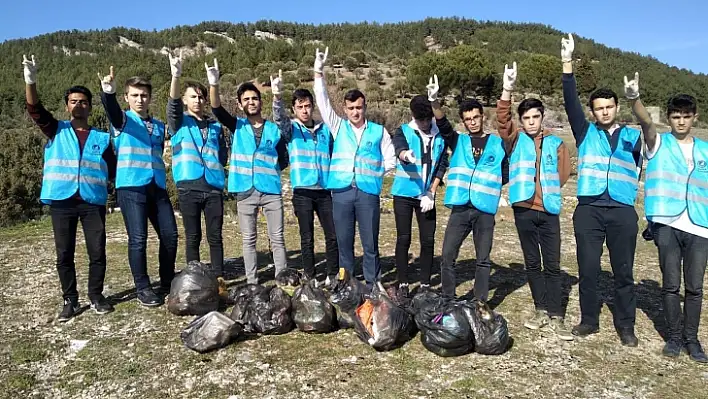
[645,134,708,239]
[314,76,396,173]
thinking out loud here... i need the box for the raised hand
[561,33,574,63]
[97,66,116,94]
[168,49,183,78]
[205,58,220,86]
[270,69,283,97]
[426,74,439,102]
[503,62,517,91]
[624,72,640,100]
[22,54,37,85]
[314,47,329,74]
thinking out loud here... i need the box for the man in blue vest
[627,75,708,362]
[271,70,339,285]
[205,59,289,285]
[391,88,449,297]
[312,48,397,292]
[23,55,116,321]
[561,34,642,346]
[166,51,228,294]
[497,62,573,341]
[431,78,509,300]
[99,66,179,308]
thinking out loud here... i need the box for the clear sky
[2,0,706,74]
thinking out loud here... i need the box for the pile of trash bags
[291,278,336,333]
[168,261,221,316]
[229,284,293,335]
[352,283,416,351]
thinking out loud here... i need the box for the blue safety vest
[40,121,110,205]
[444,133,506,214]
[288,121,332,189]
[645,133,708,227]
[391,124,446,198]
[227,119,282,194]
[327,121,385,195]
[171,115,224,190]
[509,133,563,215]
[576,124,640,205]
[111,110,167,189]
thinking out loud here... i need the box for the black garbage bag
[415,299,475,357]
[229,285,293,335]
[168,261,220,316]
[181,311,242,353]
[409,290,445,315]
[353,283,416,351]
[329,276,365,329]
[291,279,336,333]
[275,268,301,296]
[465,298,511,355]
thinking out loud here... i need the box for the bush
[0,129,46,227]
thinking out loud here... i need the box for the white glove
[403,150,416,164]
[22,54,37,85]
[420,191,435,213]
[168,49,183,78]
[314,47,328,74]
[205,58,220,86]
[97,66,116,94]
[561,33,574,63]
[503,62,517,91]
[426,74,439,102]
[270,69,283,97]
[624,72,640,100]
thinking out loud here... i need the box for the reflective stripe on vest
[326,121,385,195]
[227,119,282,194]
[288,121,332,189]
[391,124,446,198]
[508,133,563,214]
[171,116,224,189]
[112,110,167,189]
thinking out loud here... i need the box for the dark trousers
[178,189,224,277]
[50,198,107,302]
[393,195,436,285]
[513,207,562,317]
[440,206,495,300]
[292,188,338,278]
[653,223,708,344]
[332,186,380,285]
[117,186,179,292]
[573,204,638,330]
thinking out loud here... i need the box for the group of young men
[24,32,707,362]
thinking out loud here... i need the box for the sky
[2,0,707,74]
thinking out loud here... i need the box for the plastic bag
[465,298,511,355]
[167,261,220,316]
[181,311,242,353]
[275,268,301,296]
[229,285,293,335]
[329,276,365,329]
[353,283,416,351]
[291,279,336,333]
[415,299,475,357]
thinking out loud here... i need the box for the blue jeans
[117,185,179,291]
[332,186,380,285]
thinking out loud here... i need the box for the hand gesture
[314,47,329,74]
[97,66,116,94]
[205,58,220,86]
[503,62,517,91]
[168,49,183,78]
[624,72,640,100]
[420,191,435,213]
[22,54,37,85]
[426,74,439,102]
[402,149,416,164]
[270,69,283,97]
[561,33,574,63]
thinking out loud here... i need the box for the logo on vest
[697,160,708,173]
[485,154,496,165]
[265,139,273,149]
[91,144,101,154]
[545,154,554,165]
[366,141,373,149]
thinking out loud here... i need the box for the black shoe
[571,324,599,337]
[685,342,708,363]
[90,296,115,315]
[58,299,81,322]
[398,284,410,298]
[155,285,171,299]
[136,289,162,307]
[662,340,682,358]
[619,329,639,347]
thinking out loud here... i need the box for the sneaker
[398,283,410,298]
[549,317,574,341]
[325,275,337,289]
[572,323,600,337]
[685,342,708,363]
[619,328,639,347]
[90,296,115,315]
[136,289,162,307]
[524,310,550,330]
[662,340,682,358]
[58,299,81,322]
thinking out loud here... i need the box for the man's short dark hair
[124,76,152,96]
[237,82,261,102]
[344,89,366,104]
[667,94,697,116]
[64,85,92,105]
[588,88,618,109]
[183,80,207,98]
[517,98,545,118]
[410,95,433,120]
[291,88,314,107]
[458,99,484,118]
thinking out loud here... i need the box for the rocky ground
[2,130,708,399]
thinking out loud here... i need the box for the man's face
[520,108,544,135]
[124,86,151,114]
[183,87,206,116]
[669,112,698,136]
[415,118,432,133]
[65,93,91,120]
[292,98,313,125]
[462,109,484,134]
[238,90,261,116]
[344,98,366,126]
[590,98,618,127]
